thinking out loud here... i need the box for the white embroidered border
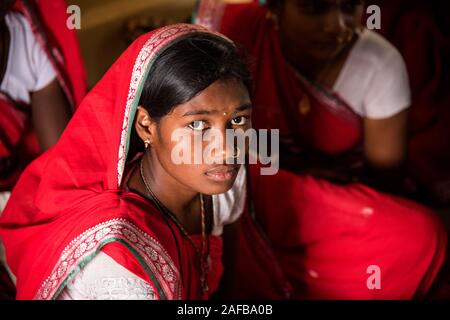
[116,24,210,186]
[34,218,181,300]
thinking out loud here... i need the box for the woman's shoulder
[5,11,32,38]
[5,11,26,26]
[353,29,406,69]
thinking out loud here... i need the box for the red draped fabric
[233,164,446,299]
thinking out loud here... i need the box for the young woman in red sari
[0,24,253,300]
[194,0,448,299]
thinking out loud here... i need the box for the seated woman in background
[0,24,252,300]
[0,0,86,299]
[1,0,87,210]
[196,0,411,193]
[194,0,448,299]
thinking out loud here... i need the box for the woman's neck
[280,35,358,88]
[127,152,203,232]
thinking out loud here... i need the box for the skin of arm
[30,79,72,151]
[282,110,410,192]
[362,109,409,194]
[363,110,408,169]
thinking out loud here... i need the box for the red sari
[0,24,226,300]
[195,0,448,299]
[237,165,447,299]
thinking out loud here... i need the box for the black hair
[138,32,252,121]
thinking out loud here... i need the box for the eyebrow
[182,103,253,117]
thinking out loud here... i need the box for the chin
[312,45,345,61]
[199,165,240,195]
[313,51,340,62]
[200,177,237,196]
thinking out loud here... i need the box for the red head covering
[0,24,227,300]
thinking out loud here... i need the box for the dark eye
[296,0,329,15]
[188,120,208,131]
[341,0,362,14]
[231,116,248,126]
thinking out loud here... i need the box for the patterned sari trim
[34,218,182,300]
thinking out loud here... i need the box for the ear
[134,106,157,146]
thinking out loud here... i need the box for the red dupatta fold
[0,24,226,300]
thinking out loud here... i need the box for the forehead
[172,79,251,115]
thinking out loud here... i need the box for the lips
[204,165,239,182]
[314,41,341,50]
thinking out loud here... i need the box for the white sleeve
[363,49,411,119]
[56,252,158,300]
[211,165,246,236]
[21,14,56,92]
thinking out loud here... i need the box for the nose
[222,130,239,163]
[204,128,238,164]
[323,7,346,35]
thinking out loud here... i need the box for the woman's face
[276,0,364,62]
[148,78,252,196]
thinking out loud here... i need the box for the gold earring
[144,139,151,149]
